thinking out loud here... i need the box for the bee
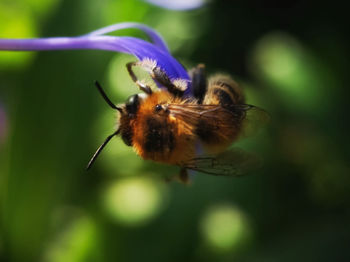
[87,59,268,182]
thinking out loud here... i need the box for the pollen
[172,78,188,91]
[139,58,158,73]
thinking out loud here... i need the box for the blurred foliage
[0,0,59,68]
[1,1,350,262]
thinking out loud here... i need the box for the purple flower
[143,0,206,10]
[0,22,191,94]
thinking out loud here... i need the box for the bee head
[116,94,140,147]
[125,94,140,117]
[88,81,152,170]
[87,81,130,170]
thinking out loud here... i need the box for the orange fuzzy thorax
[131,90,197,165]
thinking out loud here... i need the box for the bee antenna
[94,81,123,113]
[86,129,120,170]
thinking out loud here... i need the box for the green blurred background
[1,1,350,262]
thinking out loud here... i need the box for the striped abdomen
[202,74,244,106]
[196,74,245,153]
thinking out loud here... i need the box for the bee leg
[128,60,185,97]
[126,62,153,95]
[188,64,207,104]
[163,168,191,184]
[179,168,190,184]
[149,65,185,97]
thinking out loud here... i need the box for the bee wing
[237,105,270,138]
[168,103,269,137]
[181,148,262,176]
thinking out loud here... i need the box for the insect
[87,59,268,182]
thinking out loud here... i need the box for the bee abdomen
[195,118,221,144]
[204,75,244,106]
[197,75,244,149]
[212,87,235,107]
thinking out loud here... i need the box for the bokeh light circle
[200,204,252,253]
[103,177,167,226]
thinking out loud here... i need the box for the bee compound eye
[125,94,140,115]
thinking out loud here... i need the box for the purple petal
[118,37,190,88]
[0,23,192,94]
[143,0,205,10]
[86,22,169,53]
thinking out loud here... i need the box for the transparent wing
[237,105,270,138]
[168,103,269,137]
[181,148,262,176]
